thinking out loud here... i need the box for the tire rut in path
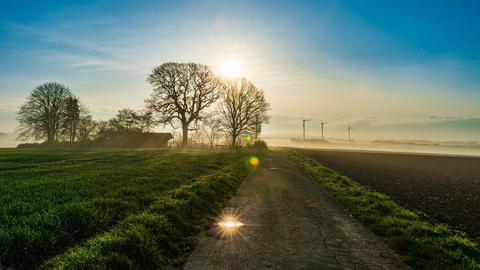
[183,151,409,270]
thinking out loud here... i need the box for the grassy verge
[42,150,262,269]
[291,151,480,270]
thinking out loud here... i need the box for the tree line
[17,62,270,147]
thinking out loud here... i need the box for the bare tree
[94,120,112,140]
[146,62,220,146]
[17,82,72,143]
[109,109,153,133]
[64,96,81,143]
[219,77,270,147]
[76,115,98,143]
[111,109,141,133]
[201,116,223,148]
[136,110,154,133]
[253,113,262,140]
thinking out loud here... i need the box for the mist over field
[0,132,16,148]
[265,138,480,157]
[260,114,480,156]
[263,114,480,141]
[3,114,480,155]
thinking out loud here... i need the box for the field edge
[290,150,480,270]
[42,150,264,269]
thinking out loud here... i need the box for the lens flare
[219,217,244,230]
[249,156,260,167]
[216,212,245,238]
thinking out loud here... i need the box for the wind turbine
[302,118,312,141]
[347,125,354,142]
[320,121,327,141]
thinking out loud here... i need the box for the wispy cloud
[1,1,479,138]
[0,97,23,112]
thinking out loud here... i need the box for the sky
[1,0,479,141]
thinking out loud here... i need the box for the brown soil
[299,149,480,240]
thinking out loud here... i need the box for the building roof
[98,132,174,148]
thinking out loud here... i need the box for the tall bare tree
[64,96,81,143]
[17,82,72,143]
[219,77,270,147]
[146,62,220,146]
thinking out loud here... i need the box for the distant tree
[108,109,153,133]
[76,115,98,142]
[219,77,270,147]
[253,113,263,140]
[201,117,223,148]
[17,82,72,143]
[146,62,220,146]
[92,109,153,141]
[136,111,154,133]
[189,125,204,146]
[94,120,112,140]
[136,110,153,132]
[64,96,81,143]
[111,109,141,133]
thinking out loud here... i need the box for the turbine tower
[320,122,327,141]
[347,125,354,142]
[302,118,312,141]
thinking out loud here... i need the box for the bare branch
[218,77,270,147]
[145,62,220,146]
[16,82,72,143]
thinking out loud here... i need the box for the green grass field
[0,148,250,269]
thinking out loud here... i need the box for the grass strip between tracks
[291,151,480,270]
[42,151,262,269]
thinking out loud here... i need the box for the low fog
[265,138,480,157]
[0,133,16,148]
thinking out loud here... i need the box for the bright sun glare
[217,214,244,237]
[221,60,242,78]
[218,216,244,229]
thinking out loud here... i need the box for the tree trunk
[231,134,237,148]
[47,128,54,144]
[182,124,188,147]
[71,124,76,143]
[47,134,53,144]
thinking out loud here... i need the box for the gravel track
[184,151,408,270]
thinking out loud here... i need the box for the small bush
[253,140,268,150]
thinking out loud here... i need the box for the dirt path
[183,151,408,270]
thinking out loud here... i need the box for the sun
[221,60,241,78]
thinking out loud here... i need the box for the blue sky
[1,0,479,139]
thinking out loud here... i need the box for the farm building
[97,132,174,148]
